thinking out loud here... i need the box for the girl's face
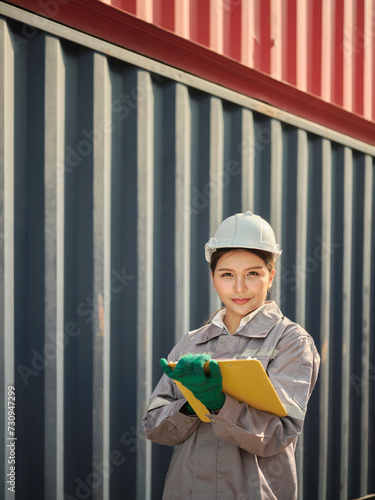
[211,249,275,322]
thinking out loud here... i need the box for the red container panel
[98,0,374,122]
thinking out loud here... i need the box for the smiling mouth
[232,298,250,304]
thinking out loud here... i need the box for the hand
[160,354,225,411]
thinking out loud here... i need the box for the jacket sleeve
[142,343,201,446]
[209,328,320,457]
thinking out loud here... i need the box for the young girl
[142,211,320,500]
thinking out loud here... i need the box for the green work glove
[182,402,195,415]
[160,353,226,411]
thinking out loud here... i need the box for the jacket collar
[195,301,283,344]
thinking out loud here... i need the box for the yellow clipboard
[169,358,287,422]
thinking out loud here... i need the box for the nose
[234,276,247,293]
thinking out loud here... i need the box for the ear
[268,269,276,288]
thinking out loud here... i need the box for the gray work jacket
[142,301,320,500]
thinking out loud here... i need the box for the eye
[247,271,258,276]
[221,272,233,277]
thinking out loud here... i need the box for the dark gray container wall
[0,5,374,500]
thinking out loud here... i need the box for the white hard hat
[205,211,282,263]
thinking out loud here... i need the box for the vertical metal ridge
[342,0,354,112]
[295,129,308,498]
[362,0,373,121]
[136,69,154,500]
[296,0,308,91]
[270,119,283,305]
[241,0,254,67]
[240,108,254,211]
[208,96,224,314]
[91,53,112,500]
[270,0,282,79]
[340,146,353,500]
[174,83,191,340]
[102,56,112,500]
[174,0,190,39]
[136,0,153,23]
[209,0,224,54]
[318,138,332,500]
[43,34,65,500]
[360,154,373,496]
[295,130,309,314]
[321,0,332,102]
[0,18,14,500]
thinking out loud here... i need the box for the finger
[208,359,222,379]
[191,354,211,375]
[177,353,202,374]
[160,358,175,379]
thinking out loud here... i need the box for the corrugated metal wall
[0,6,374,500]
[99,0,375,122]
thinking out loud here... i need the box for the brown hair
[203,247,275,326]
[210,248,275,274]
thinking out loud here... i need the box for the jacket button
[186,419,193,424]
[210,418,216,424]
[219,337,226,343]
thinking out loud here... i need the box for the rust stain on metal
[321,338,328,363]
